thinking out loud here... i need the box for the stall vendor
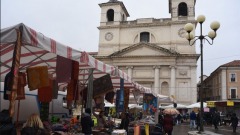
[93,110,107,129]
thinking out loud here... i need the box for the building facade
[93,0,199,105]
[202,60,240,101]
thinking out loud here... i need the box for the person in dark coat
[81,108,94,135]
[0,109,16,135]
[21,127,48,135]
[119,112,129,133]
[176,114,182,125]
[152,114,163,135]
[196,113,200,130]
[21,113,49,135]
[231,113,239,133]
[212,111,220,130]
[163,114,174,135]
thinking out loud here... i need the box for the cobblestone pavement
[172,123,240,135]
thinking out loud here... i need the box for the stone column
[126,66,133,78]
[153,66,160,124]
[86,68,93,111]
[170,65,176,99]
[153,66,160,94]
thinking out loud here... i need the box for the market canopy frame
[0,23,167,98]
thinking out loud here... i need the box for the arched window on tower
[178,2,188,16]
[140,32,150,43]
[107,9,114,22]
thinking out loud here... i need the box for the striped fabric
[0,24,166,101]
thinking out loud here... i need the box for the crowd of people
[0,108,239,135]
[187,110,239,133]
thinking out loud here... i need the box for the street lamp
[184,15,220,133]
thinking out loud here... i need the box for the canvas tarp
[159,103,187,109]
[186,102,207,108]
[0,23,167,98]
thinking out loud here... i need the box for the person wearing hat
[81,108,94,135]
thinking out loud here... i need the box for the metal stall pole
[86,68,93,112]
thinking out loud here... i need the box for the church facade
[93,0,199,105]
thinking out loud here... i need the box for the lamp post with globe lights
[184,15,220,133]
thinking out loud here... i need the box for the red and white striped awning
[0,23,160,97]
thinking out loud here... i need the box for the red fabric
[16,72,26,100]
[56,55,72,83]
[163,115,174,132]
[71,60,79,80]
[66,80,77,101]
[67,100,73,109]
[68,61,79,100]
[38,79,53,103]
[124,88,130,112]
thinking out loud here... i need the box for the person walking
[81,108,94,135]
[152,114,164,135]
[176,114,182,125]
[163,114,174,135]
[212,111,220,130]
[119,112,130,134]
[190,111,196,130]
[231,113,239,133]
[196,112,200,130]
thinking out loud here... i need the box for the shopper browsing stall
[21,113,49,135]
[93,110,107,129]
[81,108,94,135]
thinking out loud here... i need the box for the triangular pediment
[109,43,179,57]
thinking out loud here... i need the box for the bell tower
[99,0,129,26]
[169,0,196,21]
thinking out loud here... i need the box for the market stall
[0,24,163,97]
[0,23,172,134]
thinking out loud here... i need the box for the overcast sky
[1,0,240,78]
